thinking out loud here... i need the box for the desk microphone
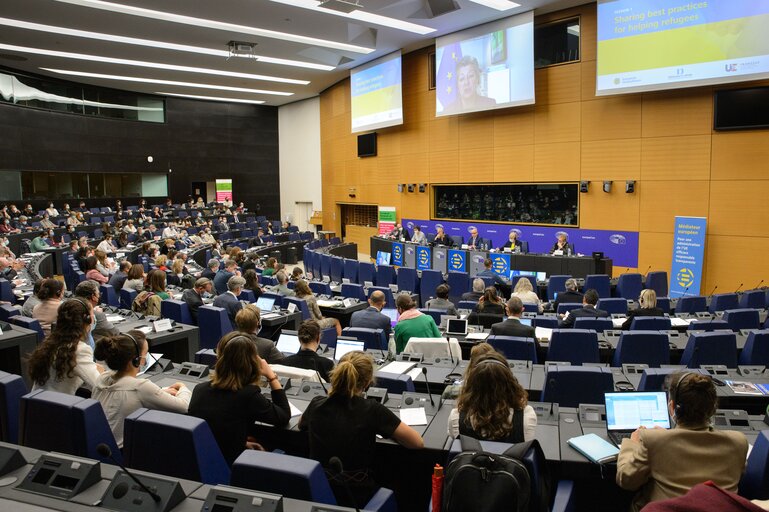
[96,443,161,503]
[644,265,651,277]
[421,367,435,407]
[328,457,360,512]
[680,284,691,299]
[754,279,764,290]
[445,333,455,365]
[311,360,328,394]
[735,283,743,293]
[708,285,718,297]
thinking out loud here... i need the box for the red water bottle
[432,464,444,512]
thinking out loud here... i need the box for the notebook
[567,433,619,464]
[604,391,671,447]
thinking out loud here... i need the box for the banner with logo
[447,249,467,272]
[402,219,640,268]
[378,206,396,236]
[669,216,707,298]
[215,179,233,202]
[489,253,511,277]
[391,242,404,266]
[416,245,432,271]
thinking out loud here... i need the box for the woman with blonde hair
[511,277,542,313]
[621,288,666,330]
[294,280,342,335]
[300,351,423,507]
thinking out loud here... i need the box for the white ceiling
[0,0,589,106]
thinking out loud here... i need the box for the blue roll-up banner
[416,246,432,271]
[391,242,404,266]
[447,250,467,272]
[489,253,511,277]
[669,216,707,297]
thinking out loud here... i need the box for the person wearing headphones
[621,289,666,330]
[616,372,748,511]
[92,330,191,447]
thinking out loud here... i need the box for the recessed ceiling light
[467,0,521,11]
[40,68,295,96]
[0,44,310,85]
[269,0,435,35]
[156,92,266,104]
[0,17,335,71]
[53,0,375,54]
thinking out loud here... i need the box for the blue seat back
[343,259,359,283]
[374,372,416,394]
[0,304,20,321]
[99,284,120,308]
[120,288,138,310]
[309,281,332,296]
[9,316,45,343]
[198,305,233,349]
[573,317,614,332]
[368,286,395,309]
[160,299,193,325]
[341,283,367,301]
[285,297,311,321]
[240,290,256,303]
[612,331,670,367]
[319,255,331,279]
[681,331,738,368]
[556,303,583,315]
[320,327,338,349]
[419,270,444,308]
[656,297,671,314]
[260,275,277,286]
[637,368,708,391]
[723,308,761,331]
[547,330,599,365]
[419,309,444,326]
[487,336,537,362]
[630,316,671,331]
[124,408,230,485]
[541,366,614,407]
[376,265,396,287]
[645,272,668,298]
[616,274,643,300]
[584,274,610,298]
[675,295,707,314]
[740,430,769,500]
[533,316,558,329]
[597,298,627,315]
[261,292,284,309]
[20,389,121,464]
[397,267,419,295]
[738,330,769,366]
[687,319,730,332]
[709,293,740,313]
[195,349,217,368]
[457,300,478,310]
[739,290,765,309]
[330,257,344,283]
[0,279,15,303]
[547,275,570,301]
[342,327,386,351]
[0,371,26,444]
[359,262,376,286]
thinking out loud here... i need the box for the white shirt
[46,207,60,217]
[162,227,179,239]
[92,372,191,447]
[32,342,100,395]
[448,405,537,441]
[96,240,116,254]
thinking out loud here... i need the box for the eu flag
[436,42,462,111]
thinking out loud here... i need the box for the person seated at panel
[550,233,574,256]
[273,271,295,297]
[476,258,508,286]
[443,55,497,114]
[621,289,666,330]
[394,294,441,353]
[461,278,485,303]
[29,232,50,251]
[432,226,454,247]
[553,278,583,309]
[282,320,334,382]
[559,289,608,328]
[21,279,44,317]
[410,225,427,245]
[39,212,56,230]
[466,227,483,250]
[388,223,410,241]
[92,331,191,447]
[235,305,285,364]
[616,372,748,512]
[290,267,304,281]
[500,230,523,253]
[28,298,104,394]
[511,277,543,313]
[182,277,213,324]
[75,280,120,340]
[294,280,342,335]
[242,269,264,299]
[123,264,145,293]
[201,259,219,282]
[32,278,64,337]
[241,253,258,273]
[350,290,392,339]
[468,287,506,325]
[299,351,424,508]
[261,257,279,277]
[108,260,132,292]
[490,296,536,338]
[85,255,108,284]
[188,332,290,465]
[213,275,246,325]
[425,284,458,315]
[214,259,240,295]
[96,234,118,254]
[448,349,536,442]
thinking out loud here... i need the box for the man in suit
[559,289,608,328]
[201,259,219,282]
[213,275,245,324]
[349,290,392,339]
[213,260,239,295]
[461,278,485,302]
[490,296,536,338]
[108,260,132,291]
[477,258,508,286]
[553,278,584,309]
[273,271,295,297]
[467,227,483,250]
[389,223,410,241]
[182,277,212,324]
[425,284,457,315]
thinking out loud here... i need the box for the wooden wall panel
[641,89,712,137]
[458,113,495,149]
[429,117,459,153]
[533,142,580,181]
[579,188,640,231]
[535,64,582,105]
[637,232,674,281]
[493,107,535,146]
[429,151,459,183]
[638,180,710,233]
[494,145,534,182]
[534,102,581,143]
[581,96,642,141]
[399,152,429,183]
[711,131,769,180]
[708,181,769,237]
[580,139,641,181]
[703,235,769,292]
[640,135,711,181]
[345,225,378,252]
[459,148,495,183]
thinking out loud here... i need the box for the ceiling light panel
[467,0,521,11]
[53,0,375,54]
[156,92,265,104]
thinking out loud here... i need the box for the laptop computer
[518,318,533,327]
[381,308,399,328]
[446,318,468,336]
[604,391,671,447]
[334,338,365,362]
[276,330,301,355]
[255,295,275,312]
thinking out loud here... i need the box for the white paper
[406,367,423,382]
[137,353,163,376]
[399,407,428,426]
[106,314,126,323]
[153,319,173,332]
[612,318,625,328]
[535,326,553,341]
[379,361,416,375]
[670,317,694,327]
[465,332,489,341]
[288,401,303,417]
[136,326,153,335]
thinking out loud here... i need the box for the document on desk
[399,407,428,426]
[406,367,423,381]
[288,401,303,417]
[612,318,625,328]
[136,326,154,335]
[317,300,344,308]
[670,317,694,327]
[465,332,489,341]
[379,361,416,375]
[106,314,126,323]
[535,327,553,341]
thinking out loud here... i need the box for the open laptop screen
[276,331,300,355]
[381,308,399,327]
[334,338,365,361]
[605,392,671,431]
[255,296,275,312]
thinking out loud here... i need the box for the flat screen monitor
[255,296,275,311]
[376,251,391,266]
[435,11,534,117]
[714,86,769,130]
[596,0,769,96]
[604,392,671,431]
[351,51,403,133]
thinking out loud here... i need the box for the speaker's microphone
[328,457,360,512]
[708,285,718,297]
[445,333,455,365]
[735,283,743,293]
[754,279,764,290]
[421,367,435,407]
[680,284,691,299]
[96,443,161,503]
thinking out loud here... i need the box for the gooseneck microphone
[96,443,161,503]
[735,283,743,293]
[328,457,360,512]
[421,367,435,407]
[708,285,718,296]
[311,359,328,394]
[754,279,764,290]
[445,333,455,365]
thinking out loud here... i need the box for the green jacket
[394,313,441,353]
[30,237,50,251]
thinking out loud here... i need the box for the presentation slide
[350,51,403,133]
[435,11,534,117]
[597,0,769,95]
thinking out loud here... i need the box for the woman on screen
[446,56,496,114]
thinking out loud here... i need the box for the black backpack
[443,436,550,512]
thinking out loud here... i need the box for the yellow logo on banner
[676,268,695,288]
[450,253,463,270]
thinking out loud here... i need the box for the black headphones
[124,332,141,369]
[70,297,92,324]
[671,372,696,415]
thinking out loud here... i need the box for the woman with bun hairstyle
[299,351,423,507]
[31,278,64,337]
[28,298,104,394]
[92,330,190,447]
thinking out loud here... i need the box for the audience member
[294,280,342,335]
[108,261,132,291]
[490,296,536,338]
[394,294,440,353]
[553,278,583,309]
[75,280,119,339]
[234,305,285,363]
[122,264,145,292]
[621,289,666,330]
[282,320,334,382]
[461,278,485,302]
[559,289,608,328]
[425,284,457,315]
[213,276,245,324]
[511,277,542,313]
[182,277,212,324]
[273,271,295,297]
[349,290,391,339]
[214,259,239,295]
[32,278,64,337]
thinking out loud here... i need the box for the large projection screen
[350,51,403,133]
[435,11,534,117]
[596,0,769,96]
